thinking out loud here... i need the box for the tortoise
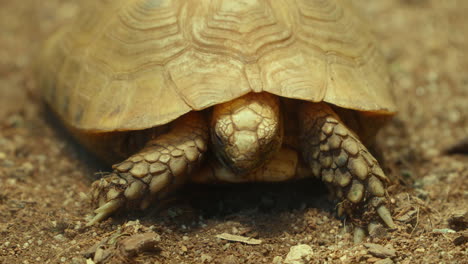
[38,0,397,233]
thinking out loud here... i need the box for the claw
[86,198,125,226]
[377,205,395,229]
[353,227,366,243]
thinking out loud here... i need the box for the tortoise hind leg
[88,112,208,225]
[298,102,395,234]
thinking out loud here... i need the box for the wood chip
[364,243,396,258]
[375,258,394,264]
[395,208,418,222]
[215,233,262,245]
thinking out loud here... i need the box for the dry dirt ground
[0,1,467,263]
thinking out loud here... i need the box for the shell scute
[39,0,396,132]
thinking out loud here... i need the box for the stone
[284,244,314,264]
[119,232,160,257]
[272,256,283,264]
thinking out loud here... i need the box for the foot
[87,112,208,225]
[299,102,395,234]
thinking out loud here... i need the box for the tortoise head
[210,92,283,177]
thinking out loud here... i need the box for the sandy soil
[0,0,467,263]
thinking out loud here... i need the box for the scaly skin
[88,97,394,240]
[88,112,208,225]
[299,102,395,238]
[210,92,282,175]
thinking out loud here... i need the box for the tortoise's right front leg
[88,112,208,225]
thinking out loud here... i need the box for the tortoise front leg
[88,112,208,225]
[299,102,395,236]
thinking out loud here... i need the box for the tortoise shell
[39,0,395,133]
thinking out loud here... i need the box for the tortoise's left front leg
[88,112,208,225]
[299,102,395,234]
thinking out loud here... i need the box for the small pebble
[272,256,283,264]
[119,232,160,257]
[54,234,66,242]
[181,245,188,253]
[201,253,213,263]
[284,244,314,264]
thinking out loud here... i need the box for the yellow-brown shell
[39,0,396,132]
